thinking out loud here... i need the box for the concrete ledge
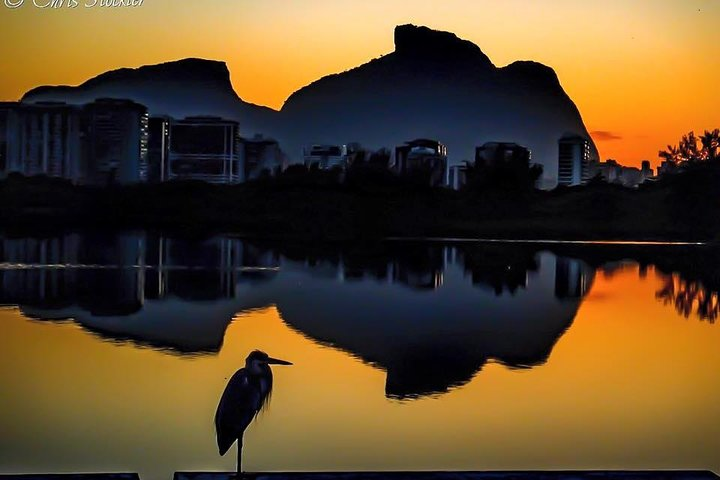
[175,472,720,480]
[0,475,139,480]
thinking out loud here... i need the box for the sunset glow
[1,0,718,168]
[2,263,719,479]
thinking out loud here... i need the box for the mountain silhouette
[1,231,594,398]
[14,252,586,398]
[22,58,277,136]
[21,297,251,354]
[271,252,588,399]
[21,25,597,187]
[280,24,597,187]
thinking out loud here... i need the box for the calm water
[0,233,718,479]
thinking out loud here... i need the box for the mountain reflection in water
[0,232,716,399]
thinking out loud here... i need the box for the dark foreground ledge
[2,472,718,480]
[0,475,139,480]
[176,472,720,480]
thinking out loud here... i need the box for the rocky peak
[22,58,234,101]
[90,58,231,86]
[393,24,494,67]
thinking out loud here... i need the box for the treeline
[659,129,720,166]
[0,139,719,241]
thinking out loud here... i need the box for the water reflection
[457,244,539,295]
[0,234,279,353]
[276,246,594,398]
[0,233,596,400]
[657,274,719,323]
[0,233,717,399]
[2,236,720,479]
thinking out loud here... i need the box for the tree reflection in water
[656,274,720,323]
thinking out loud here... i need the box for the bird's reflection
[215,350,292,478]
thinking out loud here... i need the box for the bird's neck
[246,363,272,377]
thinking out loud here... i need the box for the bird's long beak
[266,357,293,365]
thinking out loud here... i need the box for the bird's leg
[236,438,243,480]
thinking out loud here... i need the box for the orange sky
[1,0,718,168]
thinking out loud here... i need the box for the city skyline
[1,0,718,168]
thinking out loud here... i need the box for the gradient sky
[1,0,718,168]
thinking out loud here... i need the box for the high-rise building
[589,158,653,188]
[475,142,531,167]
[167,116,243,184]
[395,139,448,187]
[0,102,84,181]
[448,164,469,190]
[83,99,149,186]
[557,134,590,186]
[641,160,654,180]
[589,158,622,183]
[303,144,351,170]
[657,159,678,177]
[243,134,286,180]
[147,116,171,183]
[0,102,18,178]
[1,99,149,185]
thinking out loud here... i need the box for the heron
[215,350,293,478]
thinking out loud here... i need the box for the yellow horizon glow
[1,0,718,168]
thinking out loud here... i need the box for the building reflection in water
[555,256,593,299]
[454,244,539,295]
[0,234,280,308]
[390,245,445,290]
[0,233,281,352]
[276,243,596,398]
[0,234,606,399]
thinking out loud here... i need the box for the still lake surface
[0,233,718,479]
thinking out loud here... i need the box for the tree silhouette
[700,129,720,162]
[679,131,700,163]
[659,144,680,166]
[659,128,720,167]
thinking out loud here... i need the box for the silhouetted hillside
[21,25,597,186]
[22,58,277,136]
[280,24,597,186]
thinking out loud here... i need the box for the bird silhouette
[215,350,293,478]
